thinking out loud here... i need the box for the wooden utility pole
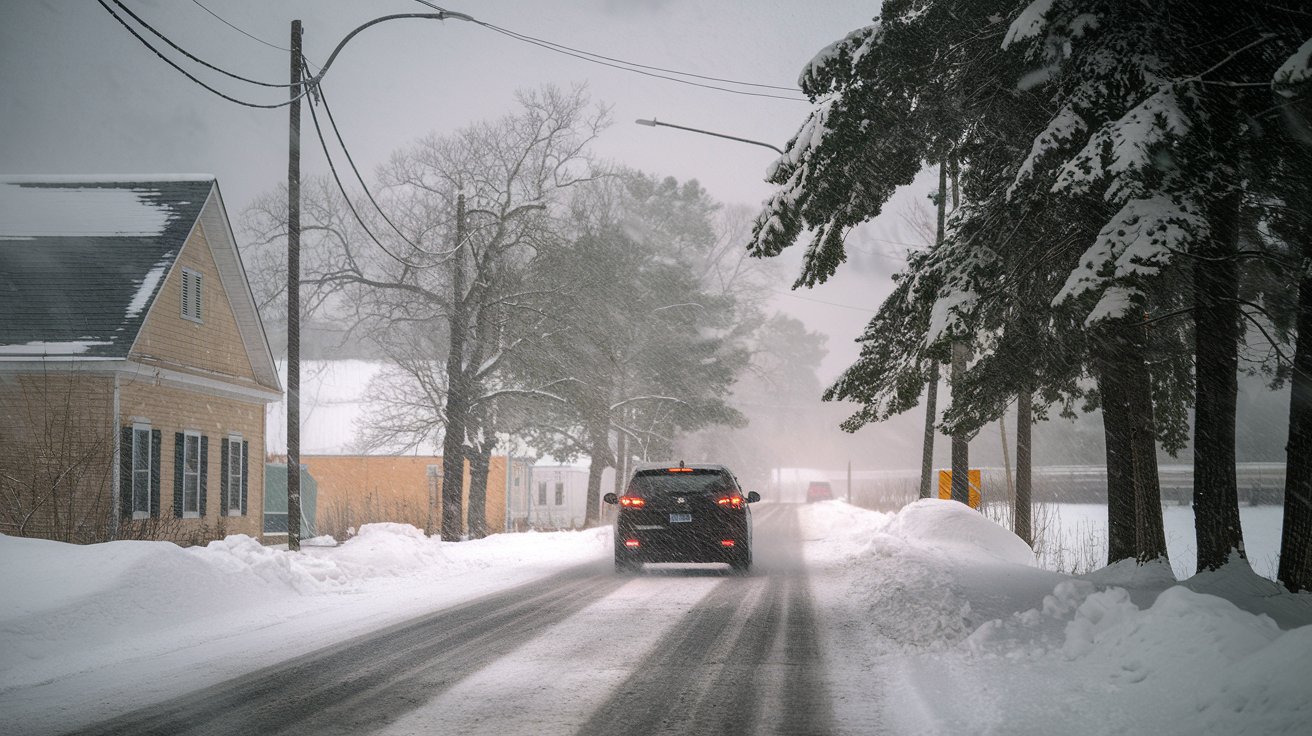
[286,19,303,551]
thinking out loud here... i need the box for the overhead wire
[304,79,436,270]
[188,0,322,71]
[313,70,450,258]
[110,0,291,87]
[97,0,311,108]
[411,0,808,102]
[189,0,289,54]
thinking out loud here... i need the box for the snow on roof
[0,177,214,358]
[0,178,209,238]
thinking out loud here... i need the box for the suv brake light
[619,495,646,508]
[715,495,745,509]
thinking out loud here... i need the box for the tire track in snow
[64,564,625,736]
[376,573,727,735]
[576,504,835,736]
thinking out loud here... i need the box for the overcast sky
[0,0,940,380]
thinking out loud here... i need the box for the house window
[121,424,160,521]
[130,423,154,518]
[181,267,203,322]
[223,434,245,516]
[554,482,564,506]
[537,481,547,506]
[181,431,202,517]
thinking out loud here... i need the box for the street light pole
[635,118,784,155]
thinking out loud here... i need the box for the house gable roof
[0,176,281,392]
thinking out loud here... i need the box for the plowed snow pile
[0,525,608,734]
[801,498,1312,736]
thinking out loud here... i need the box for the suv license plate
[669,513,692,523]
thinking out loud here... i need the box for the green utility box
[264,463,317,538]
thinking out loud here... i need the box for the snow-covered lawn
[801,499,1312,735]
[0,525,609,734]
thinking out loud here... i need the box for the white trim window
[181,267,204,322]
[554,481,564,506]
[182,431,202,517]
[226,434,243,516]
[131,423,152,519]
[537,481,547,506]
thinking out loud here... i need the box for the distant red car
[806,481,834,503]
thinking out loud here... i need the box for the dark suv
[604,463,760,574]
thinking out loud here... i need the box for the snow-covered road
[4,500,1311,735]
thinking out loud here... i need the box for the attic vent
[181,268,203,322]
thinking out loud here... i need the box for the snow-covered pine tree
[750,0,1026,506]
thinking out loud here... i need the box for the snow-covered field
[3,501,1310,735]
[1036,502,1285,580]
[803,499,1312,735]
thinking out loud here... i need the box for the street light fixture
[635,118,785,156]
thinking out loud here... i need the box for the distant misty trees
[241,85,803,537]
[751,0,1312,591]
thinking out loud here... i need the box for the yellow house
[0,176,281,545]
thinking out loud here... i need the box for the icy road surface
[66,505,832,736]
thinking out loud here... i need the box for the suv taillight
[715,495,745,510]
[619,495,646,508]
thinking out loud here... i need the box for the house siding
[132,220,260,386]
[302,455,509,540]
[0,371,116,542]
[118,381,265,542]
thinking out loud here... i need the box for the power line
[111,0,291,88]
[477,18,802,92]
[314,70,454,259]
[412,1,808,102]
[189,0,322,71]
[97,0,310,109]
[304,87,436,270]
[190,0,288,53]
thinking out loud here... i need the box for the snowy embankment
[0,525,608,734]
[801,499,1312,736]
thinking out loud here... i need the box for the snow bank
[802,499,1312,735]
[883,498,1038,567]
[0,524,609,731]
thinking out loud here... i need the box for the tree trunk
[950,339,970,505]
[1126,346,1167,563]
[1097,327,1168,564]
[919,363,939,499]
[1279,270,1312,592]
[583,420,611,528]
[440,194,468,542]
[466,442,492,539]
[613,423,628,495]
[1193,187,1245,571]
[1016,389,1033,547]
[1097,341,1138,564]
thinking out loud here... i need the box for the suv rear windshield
[627,469,735,496]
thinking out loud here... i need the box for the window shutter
[119,426,133,521]
[173,432,185,518]
[194,273,203,320]
[199,436,209,517]
[220,439,230,514]
[181,272,190,317]
[241,440,250,516]
[150,430,161,518]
